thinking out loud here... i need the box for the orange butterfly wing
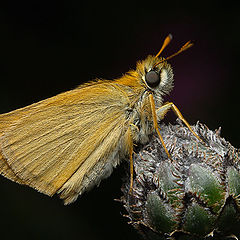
[0,82,130,204]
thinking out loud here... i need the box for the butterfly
[0,34,202,204]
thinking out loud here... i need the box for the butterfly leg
[149,94,172,159]
[126,127,134,193]
[129,139,134,193]
[156,102,204,143]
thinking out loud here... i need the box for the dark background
[0,1,239,240]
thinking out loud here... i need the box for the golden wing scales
[59,116,127,204]
[0,82,130,204]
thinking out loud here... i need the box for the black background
[0,1,239,240]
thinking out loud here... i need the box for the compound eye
[145,70,160,88]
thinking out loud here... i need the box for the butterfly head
[136,34,193,97]
[137,56,174,96]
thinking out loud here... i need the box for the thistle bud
[121,121,240,240]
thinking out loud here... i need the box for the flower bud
[122,122,240,240]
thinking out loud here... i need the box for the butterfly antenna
[154,34,173,59]
[153,40,193,68]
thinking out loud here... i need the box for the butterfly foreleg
[156,102,204,143]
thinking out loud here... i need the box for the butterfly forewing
[0,82,129,203]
